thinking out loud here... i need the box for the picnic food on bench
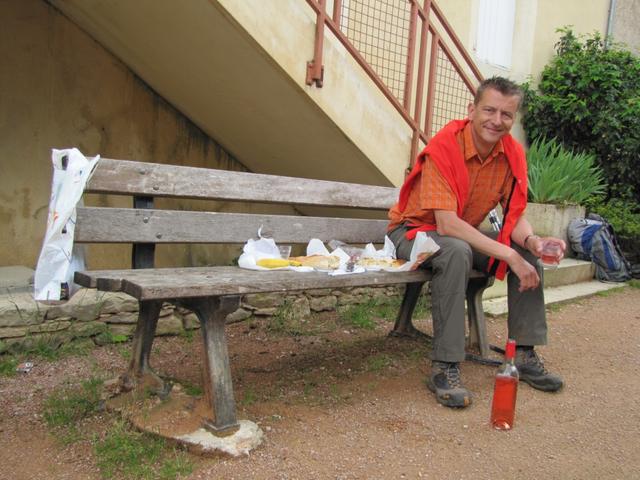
[256,258,303,269]
[289,255,340,270]
[357,257,407,269]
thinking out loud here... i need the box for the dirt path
[1,287,639,479]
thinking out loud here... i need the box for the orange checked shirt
[389,123,515,230]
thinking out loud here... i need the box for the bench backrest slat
[75,207,390,244]
[87,159,399,210]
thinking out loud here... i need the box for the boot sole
[426,379,472,408]
[519,376,563,392]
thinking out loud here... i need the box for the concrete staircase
[481,258,624,316]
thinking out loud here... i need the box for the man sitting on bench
[387,76,565,408]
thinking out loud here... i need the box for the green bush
[586,198,640,240]
[527,137,606,205]
[522,28,640,201]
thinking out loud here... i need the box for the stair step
[483,258,594,300]
[482,280,627,317]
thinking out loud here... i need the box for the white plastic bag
[34,149,100,301]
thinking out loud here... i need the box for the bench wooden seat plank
[76,266,488,301]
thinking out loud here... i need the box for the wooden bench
[74,158,494,435]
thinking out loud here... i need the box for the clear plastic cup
[278,245,292,259]
[540,241,562,269]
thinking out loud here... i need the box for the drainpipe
[605,0,617,48]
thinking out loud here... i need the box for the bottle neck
[505,339,516,361]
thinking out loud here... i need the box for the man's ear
[467,102,475,119]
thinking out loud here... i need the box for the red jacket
[396,119,528,280]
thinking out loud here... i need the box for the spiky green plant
[527,137,606,205]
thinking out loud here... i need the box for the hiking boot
[426,361,472,408]
[515,349,563,392]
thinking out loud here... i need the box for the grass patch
[43,377,103,429]
[628,279,640,289]
[366,354,393,372]
[241,387,258,406]
[182,382,203,397]
[0,336,94,377]
[0,356,19,376]
[95,331,129,345]
[340,301,377,330]
[595,286,627,297]
[94,421,192,480]
[268,300,303,336]
[339,294,431,330]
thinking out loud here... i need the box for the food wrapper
[357,232,439,272]
[237,235,313,272]
[238,232,439,274]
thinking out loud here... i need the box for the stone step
[482,279,626,317]
[483,258,595,300]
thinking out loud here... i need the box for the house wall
[611,0,640,55]
[0,0,266,269]
[439,0,610,83]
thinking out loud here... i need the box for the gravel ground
[1,286,639,480]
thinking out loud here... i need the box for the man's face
[467,87,520,155]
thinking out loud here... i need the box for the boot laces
[522,350,549,374]
[444,363,462,388]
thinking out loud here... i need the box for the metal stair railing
[305,0,483,169]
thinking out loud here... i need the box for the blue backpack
[568,213,632,282]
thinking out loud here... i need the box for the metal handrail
[305,0,483,169]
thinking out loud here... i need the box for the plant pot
[525,203,585,257]
[480,203,585,258]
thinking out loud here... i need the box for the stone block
[337,293,366,306]
[288,297,310,318]
[108,323,135,336]
[310,295,337,312]
[0,325,29,339]
[244,293,284,309]
[45,288,104,322]
[156,314,184,336]
[0,292,48,327]
[69,320,106,338]
[29,320,71,334]
[182,312,200,330]
[253,307,278,316]
[101,311,138,324]
[100,292,139,313]
[305,288,333,297]
[226,308,252,324]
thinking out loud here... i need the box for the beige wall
[0,0,261,269]
[436,0,610,143]
[611,0,640,55]
[439,0,610,83]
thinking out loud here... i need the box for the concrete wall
[0,0,270,270]
[611,0,640,55]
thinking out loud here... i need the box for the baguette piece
[357,257,406,269]
[289,255,340,270]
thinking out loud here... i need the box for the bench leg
[389,282,431,340]
[120,300,170,396]
[465,275,494,358]
[181,296,241,436]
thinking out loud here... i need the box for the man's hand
[525,235,567,261]
[435,210,540,291]
[506,249,540,292]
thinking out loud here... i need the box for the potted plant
[525,137,607,252]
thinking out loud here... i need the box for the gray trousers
[388,225,548,363]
